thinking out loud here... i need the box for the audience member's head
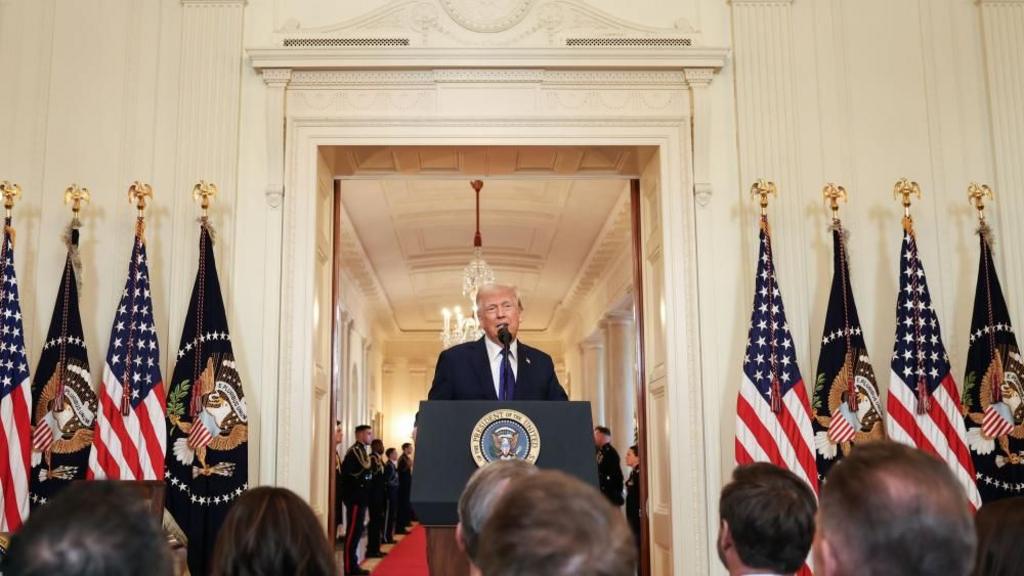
[402,442,413,456]
[386,447,398,462]
[594,426,612,446]
[717,463,816,576]
[815,441,976,576]
[457,460,538,569]
[4,481,173,576]
[371,438,385,455]
[210,486,335,576]
[972,496,1024,576]
[476,469,636,576]
[626,444,640,468]
[334,420,343,444]
[354,424,372,445]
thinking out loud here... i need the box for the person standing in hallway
[595,426,625,507]
[365,439,387,559]
[340,425,374,576]
[334,423,345,542]
[625,444,641,556]
[383,447,400,544]
[396,442,414,533]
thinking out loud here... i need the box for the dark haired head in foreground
[211,486,336,576]
[3,481,173,576]
[717,462,816,575]
[457,459,538,568]
[971,496,1024,576]
[815,441,976,576]
[476,469,636,576]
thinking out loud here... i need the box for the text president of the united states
[427,284,568,401]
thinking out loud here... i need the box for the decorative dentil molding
[272,0,699,49]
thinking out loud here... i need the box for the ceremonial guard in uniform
[594,426,625,507]
[396,443,414,533]
[366,439,388,558]
[383,447,400,544]
[625,444,641,555]
[341,425,374,576]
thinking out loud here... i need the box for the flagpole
[893,179,931,414]
[190,181,217,418]
[750,180,784,413]
[122,182,153,416]
[968,183,1004,404]
[824,183,859,413]
[53,185,90,412]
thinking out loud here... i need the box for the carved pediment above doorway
[272,0,701,49]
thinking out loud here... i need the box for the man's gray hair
[457,459,537,560]
[474,283,525,314]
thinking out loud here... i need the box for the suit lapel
[515,341,528,400]
[472,338,498,400]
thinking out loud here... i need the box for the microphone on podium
[497,324,513,348]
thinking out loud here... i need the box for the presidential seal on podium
[470,409,541,466]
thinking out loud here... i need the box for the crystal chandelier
[441,180,494,349]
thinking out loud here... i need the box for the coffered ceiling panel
[340,178,627,332]
[333,145,640,177]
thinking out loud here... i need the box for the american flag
[736,219,819,493]
[88,220,166,480]
[885,224,982,508]
[0,220,32,531]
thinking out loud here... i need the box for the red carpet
[372,526,428,576]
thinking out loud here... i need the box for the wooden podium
[412,401,598,576]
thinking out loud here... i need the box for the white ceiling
[329,145,642,336]
[340,178,628,332]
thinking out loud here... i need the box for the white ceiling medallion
[439,0,538,32]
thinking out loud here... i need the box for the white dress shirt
[484,337,519,399]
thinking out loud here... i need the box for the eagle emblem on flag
[31,358,95,481]
[168,355,247,479]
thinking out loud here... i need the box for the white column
[579,334,607,427]
[603,311,637,451]
[730,0,810,366]
[258,68,291,485]
[980,0,1024,325]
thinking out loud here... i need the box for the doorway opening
[322,144,663,574]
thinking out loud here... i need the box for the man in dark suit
[396,443,413,534]
[595,426,625,507]
[428,284,568,401]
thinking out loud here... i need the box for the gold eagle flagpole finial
[128,181,153,216]
[64,184,91,224]
[823,183,847,221]
[893,178,921,231]
[1,181,22,220]
[192,180,217,220]
[968,182,993,223]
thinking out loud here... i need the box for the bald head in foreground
[476,469,636,576]
[814,441,976,576]
[428,284,567,401]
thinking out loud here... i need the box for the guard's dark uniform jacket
[625,465,641,550]
[340,442,372,575]
[596,443,625,506]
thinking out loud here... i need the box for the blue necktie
[499,348,516,401]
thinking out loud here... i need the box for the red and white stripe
[0,374,31,531]
[981,404,1015,440]
[886,371,982,509]
[87,362,166,481]
[31,421,53,453]
[736,375,819,493]
[828,412,857,445]
[188,418,212,450]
